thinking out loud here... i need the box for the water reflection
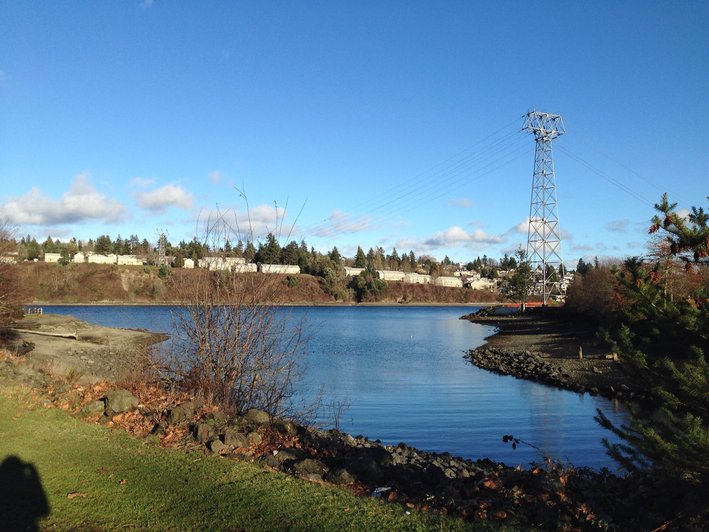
[44,305,626,469]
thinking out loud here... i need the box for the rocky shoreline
[0,312,642,528]
[461,309,644,401]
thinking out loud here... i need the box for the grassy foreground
[0,383,481,531]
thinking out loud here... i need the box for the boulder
[194,423,216,443]
[208,439,227,454]
[272,420,297,436]
[81,400,106,416]
[293,458,329,478]
[272,448,306,464]
[260,453,281,469]
[104,389,139,414]
[326,468,356,485]
[223,429,248,449]
[244,409,270,425]
[168,400,199,425]
[246,432,262,446]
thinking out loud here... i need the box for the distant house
[44,252,61,263]
[344,267,365,277]
[88,253,117,264]
[260,264,300,275]
[183,258,195,269]
[403,273,431,285]
[434,276,463,288]
[0,252,19,264]
[199,256,247,271]
[233,263,257,273]
[117,255,143,266]
[72,252,86,264]
[469,278,496,291]
[377,270,406,282]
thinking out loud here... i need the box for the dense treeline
[7,231,519,279]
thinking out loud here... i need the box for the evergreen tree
[596,194,709,528]
[353,246,366,268]
[256,233,281,264]
[501,249,532,306]
[243,241,257,262]
[328,246,342,265]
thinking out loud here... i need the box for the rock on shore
[466,346,640,400]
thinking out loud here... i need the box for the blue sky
[1,1,707,265]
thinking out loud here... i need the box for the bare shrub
[565,266,620,324]
[0,219,24,331]
[163,203,309,417]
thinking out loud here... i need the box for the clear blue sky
[1,1,707,265]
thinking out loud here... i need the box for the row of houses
[39,252,489,289]
[61,252,144,266]
[343,267,465,288]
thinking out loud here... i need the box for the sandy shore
[462,308,637,398]
[4,314,167,383]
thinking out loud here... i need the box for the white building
[344,267,365,277]
[44,252,62,263]
[377,270,406,282]
[72,252,86,264]
[435,276,463,288]
[260,264,300,274]
[469,278,497,291]
[199,256,247,271]
[183,258,195,269]
[403,273,431,285]
[233,263,257,273]
[117,255,143,266]
[88,253,118,264]
[0,252,19,264]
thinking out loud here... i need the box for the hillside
[15,263,500,305]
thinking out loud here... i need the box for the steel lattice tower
[524,110,565,304]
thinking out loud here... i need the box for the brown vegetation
[0,220,24,330]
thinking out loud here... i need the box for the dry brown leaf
[482,479,499,490]
[67,492,87,499]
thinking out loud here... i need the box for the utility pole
[524,110,565,305]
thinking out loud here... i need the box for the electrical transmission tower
[524,110,565,305]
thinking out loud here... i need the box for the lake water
[42,304,626,470]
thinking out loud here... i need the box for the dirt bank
[3,314,168,382]
[462,308,640,399]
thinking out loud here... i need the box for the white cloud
[196,203,289,241]
[448,198,473,208]
[209,171,222,184]
[423,226,505,247]
[311,210,372,238]
[136,184,194,212]
[130,176,156,188]
[397,225,506,254]
[571,244,594,252]
[0,172,125,225]
[509,217,573,240]
[604,219,629,232]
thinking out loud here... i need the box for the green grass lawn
[0,384,487,531]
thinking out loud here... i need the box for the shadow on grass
[0,455,50,531]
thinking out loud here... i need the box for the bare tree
[164,201,308,417]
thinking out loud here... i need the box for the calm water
[42,305,626,469]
